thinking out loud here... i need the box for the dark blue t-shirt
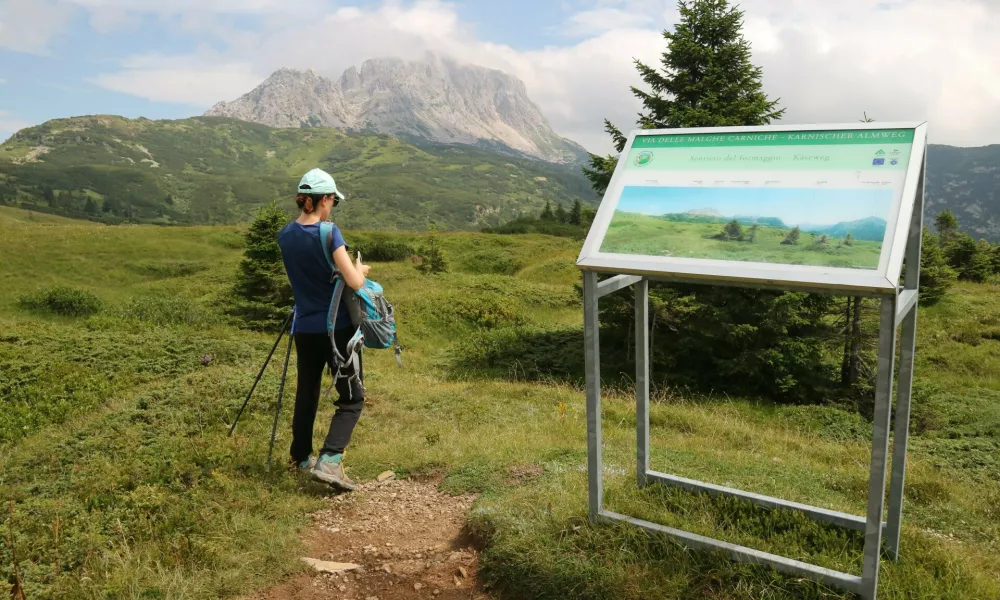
[277,221,352,334]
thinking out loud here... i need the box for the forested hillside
[0,115,598,230]
[925,143,1000,240]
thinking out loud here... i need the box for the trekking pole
[228,309,294,437]
[265,311,296,472]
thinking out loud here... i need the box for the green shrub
[452,325,585,381]
[452,293,527,329]
[459,250,524,275]
[118,296,212,326]
[352,237,415,262]
[778,405,873,442]
[17,286,103,317]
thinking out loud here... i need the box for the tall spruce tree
[540,200,555,221]
[228,201,294,331]
[570,199,583,226]
[934,209,958,245]
[554,203,568,224]
[582,0,785,195]
[581,0,845,403]
[917,228,958,304]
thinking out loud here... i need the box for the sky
[616,185,893,226]
[1,0,1000,153]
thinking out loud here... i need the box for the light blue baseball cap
[297,168,345,200]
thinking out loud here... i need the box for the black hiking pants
[289,328,365,463]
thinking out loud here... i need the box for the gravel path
[245,475,491,600]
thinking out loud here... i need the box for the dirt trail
[245,475,492,600]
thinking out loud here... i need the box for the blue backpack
[318,222,403,399]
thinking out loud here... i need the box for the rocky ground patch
[244,474,490,600]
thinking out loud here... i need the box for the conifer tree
[570,199,583,226]
[582,0,785,194]
[416,223,449,274]
[554,203,568,224]
[714,219,743,241]
[540,200,554,221]
[919,228,958,305]
[934,209,958,245]
[781,226,801,245]
[229,201,293,330]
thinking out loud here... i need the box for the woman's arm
[332,245,370,291]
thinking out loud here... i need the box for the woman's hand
[333,245,369,291]
[355,253,371,278]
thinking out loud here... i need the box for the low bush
[459,250,524,275]
[17,286,103,317]
[452,325,584,381]
[117,296,213,326]
[451,293,527,329]
[352,237,415,262]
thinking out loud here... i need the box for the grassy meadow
[601,211,884,269]
[1,204,999,600]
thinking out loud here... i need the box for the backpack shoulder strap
[318,221,336,271]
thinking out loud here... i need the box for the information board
[578,122,928,295]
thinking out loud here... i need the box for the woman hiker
[277,167,370,492]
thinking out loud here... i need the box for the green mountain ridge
[925,144,1000,240]
[656,212,887,242]
[802,216,887,242]
[0,115,599,230]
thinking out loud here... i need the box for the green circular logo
[635,151,654,166]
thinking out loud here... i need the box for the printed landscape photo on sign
[578,122,928,294]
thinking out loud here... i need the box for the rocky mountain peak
[204,53,588,165]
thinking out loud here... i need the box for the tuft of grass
[17,285,103,317]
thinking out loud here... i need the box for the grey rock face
[205,53,589,165]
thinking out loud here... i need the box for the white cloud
[560,8,654,37]
[83,0,1000,153]
[63,0,328,15]
[0,0,74,55]
[88,55,266,106]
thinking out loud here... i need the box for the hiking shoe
[311,453,356,491]
[290,455,317,472]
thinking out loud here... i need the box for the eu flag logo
[873,158,885,166]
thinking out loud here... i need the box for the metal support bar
[886,304,917,560]
[597,274,642,298]
[895,289,917,327]
[583,271,603,520]
[599,510,863,595]
[645,471,886,534]
[885,148,925,560]
[860,296,899,600]
[636,278,650,488]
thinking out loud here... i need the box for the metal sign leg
[860,296,899,600]
[635,278,650,488]
[886,303,916,560]
[584,271,603,520]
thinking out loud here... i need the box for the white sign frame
[578,121,929,296]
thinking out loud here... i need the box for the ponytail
[296,193,325,214]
